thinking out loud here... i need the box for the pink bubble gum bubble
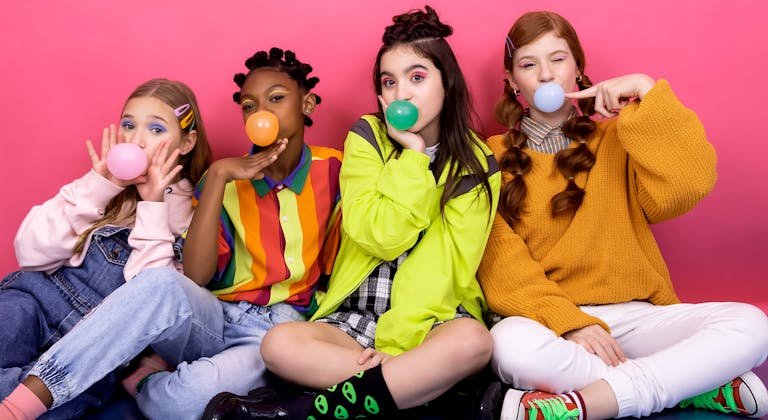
[106,143,147,180]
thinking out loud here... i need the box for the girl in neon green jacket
[203,6,501,420]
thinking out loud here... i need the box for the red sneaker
[679,371,768,418]
[500,389,582,420]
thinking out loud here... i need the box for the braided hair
[373,6,493,215]
[232,47,321,126]
[496,11,597,225]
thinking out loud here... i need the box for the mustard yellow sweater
[477,80,717,336]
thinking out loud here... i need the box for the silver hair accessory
[505,35,515,58]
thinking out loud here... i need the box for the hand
[357,347,393,369]
[86,124,133,187]
[210,138,288,182]
[565,74,656,118]
[135,139,183,202]
[378,96,426,153]
[563,324,626,367]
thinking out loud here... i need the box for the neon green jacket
[311,115,501,356]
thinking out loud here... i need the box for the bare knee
[446,318,493,371]
[261,321,305,374]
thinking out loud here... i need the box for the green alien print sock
[308,364,398,419]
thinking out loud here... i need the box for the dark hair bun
[383,5,453,45]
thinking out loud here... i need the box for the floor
[84,362,768,419]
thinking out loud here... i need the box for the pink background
[1,1,765,305]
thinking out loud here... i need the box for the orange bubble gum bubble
[245,111,279,146]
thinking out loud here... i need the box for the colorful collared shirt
[195,144,342,314]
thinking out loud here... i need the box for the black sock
[308,364,398,419]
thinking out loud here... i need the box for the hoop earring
[513,87,520,96]
[576,74,583,83]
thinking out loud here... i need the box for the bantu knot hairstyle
[232,47,321,126]
[382,5,453,45]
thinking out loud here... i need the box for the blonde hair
[73,79,212,254]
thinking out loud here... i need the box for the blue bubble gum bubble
[533,82,565,113]
[385,100,419,131]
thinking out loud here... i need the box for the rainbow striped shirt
[196,144,342,314]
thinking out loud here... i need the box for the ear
[179,130,197,156]
[504,70,518,91]
[302,92,317,115]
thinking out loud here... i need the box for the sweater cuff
[537,304,610,336]
[617,79,687,140]
[132,201,172,239]
[80,170,125,209]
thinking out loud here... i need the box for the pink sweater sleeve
[14,170,125,272]
[123,179,194,280]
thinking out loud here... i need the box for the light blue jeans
[27,267,305,419]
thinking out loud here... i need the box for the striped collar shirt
[195,144,343,314]
[520,112,576,154]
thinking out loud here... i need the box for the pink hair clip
[174,104,191,117]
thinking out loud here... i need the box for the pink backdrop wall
[1,1,766,304]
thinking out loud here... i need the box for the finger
[109,124,118,148]
[377,95,389,112]
[247,152,280,171]
[270,139,288,155]
[161,149,181,174]
[564,85,598,99]
[101,128,110,158]
[357,348,375,365]
[590,340,613,366]
[595,337,620,367]
[609,338,627,362]
[255,138,287,157]
[370,354,384,368]
[152,140,169,165]
[86,140,100,165]
[129,175,148,185]
[574,339,595,356]
[604,87,622,112]
[164,165,183,184]
[117,129,127,144]
[153,140,172,167]
[593,89,614,119]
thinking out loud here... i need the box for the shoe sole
[740,371,768,418]
[499,389,526,420]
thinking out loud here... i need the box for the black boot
[203,387,315,420]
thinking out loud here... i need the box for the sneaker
[500,389,581,420]
[679,371,768,418]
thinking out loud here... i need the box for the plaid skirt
[317,250,471,348]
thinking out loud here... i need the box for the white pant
[490,301,768,417]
